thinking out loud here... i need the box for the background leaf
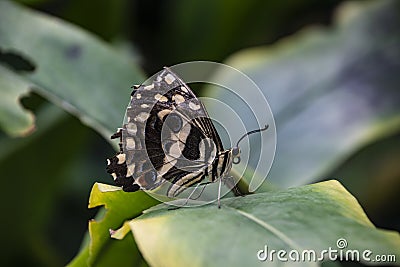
[205,0,400,188]
[0,0,145,139]
[0,65,34,136]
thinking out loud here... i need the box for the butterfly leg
[168,182,202,210]
[217,177,222,209]
[190,181,213,200]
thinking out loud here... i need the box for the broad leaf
[0,0,145,139]
[205,0,400,188]
[117,180,400,267]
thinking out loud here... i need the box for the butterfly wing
[107,68,225,197]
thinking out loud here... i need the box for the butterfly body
[107,68,241,199]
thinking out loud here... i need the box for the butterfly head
[231,146,241,164]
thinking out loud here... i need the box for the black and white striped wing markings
[106,67,267,205]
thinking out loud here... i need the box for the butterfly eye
[232,147,240,156]
[165,113,182,133]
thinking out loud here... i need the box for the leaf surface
[124,180,400,267]
[0,1,145,138]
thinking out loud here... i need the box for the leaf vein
[234,208,304,252]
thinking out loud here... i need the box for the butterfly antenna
[236,125,269,148]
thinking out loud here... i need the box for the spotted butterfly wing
[107,67,238,198]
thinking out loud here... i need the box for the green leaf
[205,0,400,188]
[68,183,159,266]
[0,0,145,139]
[0,65,34,136]
[119,180,400,267]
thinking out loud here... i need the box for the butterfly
[106,67,268,207]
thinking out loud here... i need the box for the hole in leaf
[0,49,36,72]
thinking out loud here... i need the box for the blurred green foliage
[0,0,399,266]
